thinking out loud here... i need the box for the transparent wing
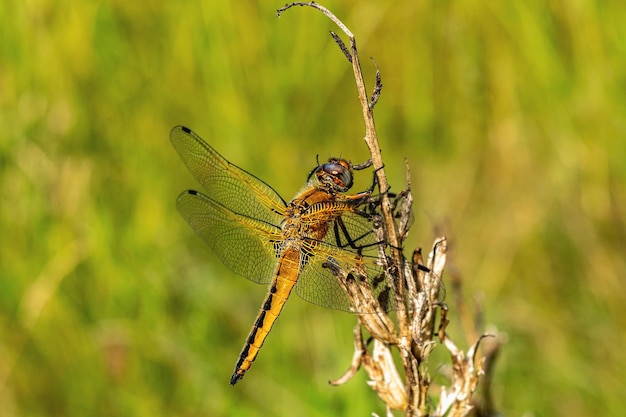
[292,205,393,312]
[177,189,281,284]
[171,126,287,224]
[294,239,393,312]
[283,197,392,312]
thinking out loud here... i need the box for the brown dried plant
[278,3,500,416]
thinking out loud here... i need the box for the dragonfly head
[311,158,354,192]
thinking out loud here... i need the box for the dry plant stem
[279,1,415,412]
[278,0,412,367]
[279,3,489,416]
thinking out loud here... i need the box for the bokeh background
[2,1,624,416]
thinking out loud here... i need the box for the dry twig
[278,3,498,416]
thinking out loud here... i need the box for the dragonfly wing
[171,126,287,224]
[295,207,394,312]
[295,240,393,312]
[177,189,280,285]
[294,252,353,312]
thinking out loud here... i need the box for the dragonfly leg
[333,216,382,251]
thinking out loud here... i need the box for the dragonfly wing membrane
[171,126,287,225]
[294,250,353,312]
[177,189,280,285]
[295,239,392,312]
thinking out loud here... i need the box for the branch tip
[330,31,352,62]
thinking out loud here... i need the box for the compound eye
[318,159,353,191]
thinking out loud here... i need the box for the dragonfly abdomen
[230,247,302,385]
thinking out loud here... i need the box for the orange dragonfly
[171,126,388,384]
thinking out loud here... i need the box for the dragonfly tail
[230,370,244,385]
[229,252,300,385]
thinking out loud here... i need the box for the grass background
[1,0,625,416]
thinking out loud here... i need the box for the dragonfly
[170,125,390,385]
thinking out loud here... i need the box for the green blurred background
[1,0,624,416]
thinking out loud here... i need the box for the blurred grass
[1,0,625,416]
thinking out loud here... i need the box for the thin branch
[329,325,365,385]
[278,2,354,37]
[369,58,384,110]
[278,3,496,416]
[330,31,352,62]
